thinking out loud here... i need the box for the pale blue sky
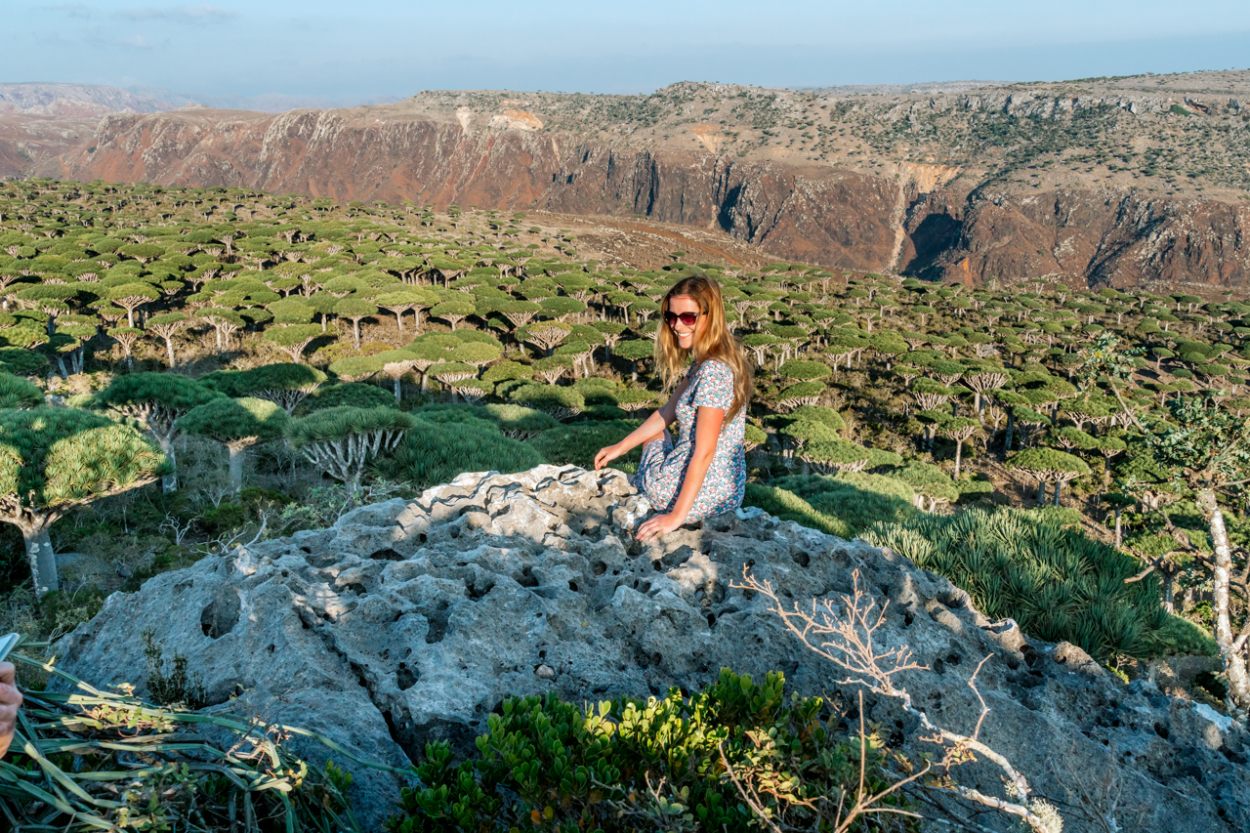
[6,0,1250,99]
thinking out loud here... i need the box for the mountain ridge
[8,71,1250,289]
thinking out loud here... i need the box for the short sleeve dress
[635,359,747,522]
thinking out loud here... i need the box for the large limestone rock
[58,466,1250,831]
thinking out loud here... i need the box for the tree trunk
[228,445,245,494]
[1053,480,1063,506]
[1201,488,1250,718]
[23,521,57,597]
[1004,409,1015,454]
[165,338,176,367]
[393,377,403,402]
[160,436,178,492]
[954,440,964,480]
[1036,480,1045,504]
[1114,506,1122,548]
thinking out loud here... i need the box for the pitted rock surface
[59,465,1250,831]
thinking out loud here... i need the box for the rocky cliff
[40,74,1250,290]
[56,466,1250,831]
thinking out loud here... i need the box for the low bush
[863,507,1217,660]
[531,420,643,470]
[770,473,918,536]
[379,419,544,490]
[387,669,915,833]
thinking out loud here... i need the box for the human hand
[593,443,621,471]
[0,661,21,760]
[636,512,686,542]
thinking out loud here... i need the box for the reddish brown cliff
[42,106,1250,290]
[903,189,1250,290]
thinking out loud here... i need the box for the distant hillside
[0,83,192,117]
[0,83,403,117]
[11,69,1250,290]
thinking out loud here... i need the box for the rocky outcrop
[57,465,1250,831]
[904,188,1250,289]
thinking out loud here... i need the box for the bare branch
[734,566,1061,833]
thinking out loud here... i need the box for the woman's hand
[593,443,621,471]
[636,512,686,542]
[0,661,21,760]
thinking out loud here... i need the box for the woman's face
[667,294,705,350]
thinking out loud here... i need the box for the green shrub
[479,403,560,440]
[510,384,586,420]
[296,382,399,415]
[409,403,498,432]
[743,484,849,538]
[863,507,1210,660]
[0,372,43,409]
[379,419,543,490]
[531,420,643,470]
[387,669,913,833]
[771,473,917,536]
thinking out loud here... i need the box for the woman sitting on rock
[594,275,753,541]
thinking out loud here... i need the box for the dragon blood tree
[92,372,223,491]
[0,408,168,596]
[178,397,290,494]
[287,406,418,492]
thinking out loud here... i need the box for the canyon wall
[47,108,1250,289]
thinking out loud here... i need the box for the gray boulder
[57,465,1250,831]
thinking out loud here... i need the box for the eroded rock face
[58,466,1249,831]
[38,105,1250,288]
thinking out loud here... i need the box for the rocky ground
[56,465,1250,831]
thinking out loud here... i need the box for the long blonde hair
[655,275,753,423]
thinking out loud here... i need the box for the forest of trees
[0,177,1248,828]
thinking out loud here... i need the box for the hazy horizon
[5,1,1250,100]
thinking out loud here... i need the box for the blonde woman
[594,276,753,541]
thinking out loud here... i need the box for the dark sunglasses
[664,311,702,327]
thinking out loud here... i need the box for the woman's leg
[635,429,674,493]
[637,425,671,449]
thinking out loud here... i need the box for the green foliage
[0,372,43,409]
[787,405,845,432]
[798,439,901,472]
[177,397,291,447]
[388,669,912,833]
[778,360,830,380]
[297,382,399,414]
[864,507,1205,660]
[0,408,168,511]
[288,406,418,446]
[510,384,586,419]
[0,347,49,377]
[93,372,221,417]
[203,363,327,398]
[531,420,643,469]
[379,419,544,490]
[743,484,849,538]
[1008,447,1092,478]
[479,403,560,439]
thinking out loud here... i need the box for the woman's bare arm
[593,373,694,470]
[635,405,725,541]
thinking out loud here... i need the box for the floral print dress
[635,359,746,522]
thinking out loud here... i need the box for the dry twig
[734,567,1063,833]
